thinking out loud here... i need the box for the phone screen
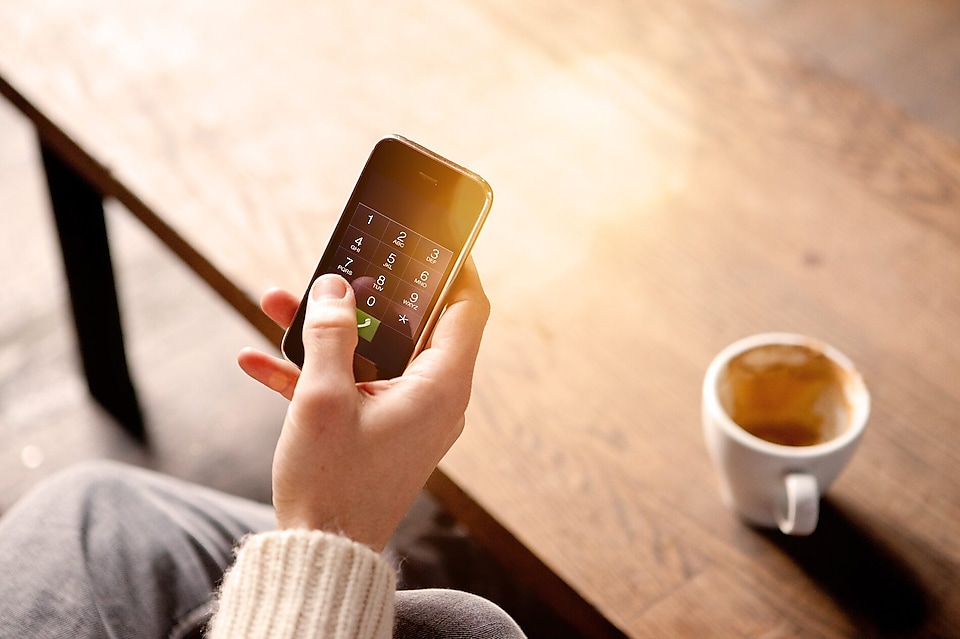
[281,136,492,380]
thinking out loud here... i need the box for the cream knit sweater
[207,530,396,639]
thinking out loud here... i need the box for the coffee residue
[720,344,852,447]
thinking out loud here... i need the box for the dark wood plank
[39,140,144,437]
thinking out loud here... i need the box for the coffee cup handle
[777,473,819,536]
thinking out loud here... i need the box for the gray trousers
[0,461,524,639]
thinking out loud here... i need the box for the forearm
[207,530,395,639]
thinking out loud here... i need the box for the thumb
[299,274,358,386]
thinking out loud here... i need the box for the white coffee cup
[702,333,870,536]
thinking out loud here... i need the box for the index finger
[260,287,301,330]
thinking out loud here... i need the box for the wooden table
[3,0,959,635]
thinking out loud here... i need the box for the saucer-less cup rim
[703,332,870,458]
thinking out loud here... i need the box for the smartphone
[281,135,493,381]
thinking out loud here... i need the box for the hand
[237,261,490,551]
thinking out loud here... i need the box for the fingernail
[310,274,349,301]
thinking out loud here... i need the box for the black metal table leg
[39,140,145,439]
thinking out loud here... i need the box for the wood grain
[2,0,959,635]
[718,0,960,140]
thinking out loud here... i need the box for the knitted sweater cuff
[207,529,396,639]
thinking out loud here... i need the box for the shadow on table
[762,499,931,636]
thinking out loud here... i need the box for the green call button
[356,309,380,342]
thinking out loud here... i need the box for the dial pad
[328,203,453,342]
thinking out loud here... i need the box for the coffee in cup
[721,342,855,447]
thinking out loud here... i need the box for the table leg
[39,141,145,440]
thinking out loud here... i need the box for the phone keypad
[328,203,453,342]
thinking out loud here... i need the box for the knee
[50,459,138,488]
[395,589,525,639]
[0,461,156,585]
[3,461,151,531]
[36,460,142,507]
